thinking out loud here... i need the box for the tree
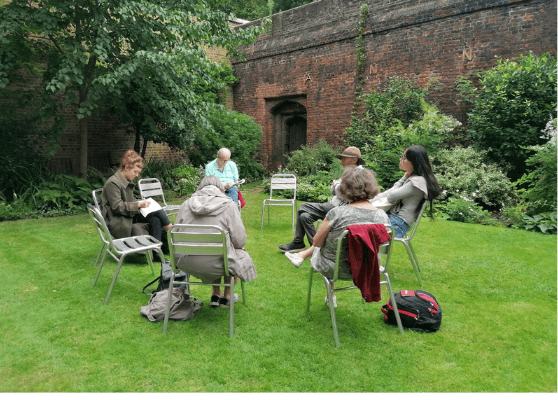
[467,52,557,181]
[0,0,260,177]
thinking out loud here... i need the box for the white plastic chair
[306,225,404,347]
[87,204,164,304]
[261,174,297,230]
[163,224,246,337]
[138,178,180,216]
[394,201,428,286]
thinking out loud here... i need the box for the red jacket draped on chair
[347,224,390,302]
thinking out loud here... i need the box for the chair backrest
[333,225,393,281]
[138,178,169,206]
[168,224,229,276]
[87,203,113,247]
[92,188,103,210]
[405,200,428,240]
[269,174,297,200]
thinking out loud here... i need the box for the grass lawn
[0,182,556,392]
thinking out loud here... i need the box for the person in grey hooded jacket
[174,176,257,307]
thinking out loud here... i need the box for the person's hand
[138,200,150,208]
[403,171,411,178]
[225,182,232,190]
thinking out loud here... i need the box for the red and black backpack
[382,289,442,332]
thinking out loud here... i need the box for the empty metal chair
[394,200,428,286]
[163,224,246,337]
[306,226,404,347]
[261,174,297,230]
[138,178,180,216]
[91,188,106,266]
[87,204,164,304]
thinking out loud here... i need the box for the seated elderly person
[205,148,240,204]
[173,176,257,308]
[284,166,390,307]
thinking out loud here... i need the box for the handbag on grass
[140,288,203,322]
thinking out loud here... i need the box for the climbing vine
[353,3,369,112]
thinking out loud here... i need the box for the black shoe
[152,252,163,263]
[278,242,306,253]
[210,295,221,308]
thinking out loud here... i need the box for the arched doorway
[268,99,307,168]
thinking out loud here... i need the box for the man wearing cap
[278,146,365,252]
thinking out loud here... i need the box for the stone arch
[268,98,307,168]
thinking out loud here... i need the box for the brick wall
[232,0,557,169]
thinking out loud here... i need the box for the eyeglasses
[217,157,229,166]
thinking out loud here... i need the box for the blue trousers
[389,214,409,238]
[225,186,239,204]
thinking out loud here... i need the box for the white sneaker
[285,251,304,268]
[233,293,239,303]
[324,295,337,308]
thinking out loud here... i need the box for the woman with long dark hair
[373,145,441,238]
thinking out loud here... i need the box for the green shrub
[190,108,264,180]
[431,146,517,210]
[437,197,499,226]
[285,139,343,176]
[467,52,557,181]
[519,212,557,235]
[515,118,557,214]
[345,76,459,187]
[172,165,205,198]
[141,159,181,191]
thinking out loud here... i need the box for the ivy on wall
[353,3,369,111]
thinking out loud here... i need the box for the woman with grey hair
[173,176,257,307]
[285,166,390,307]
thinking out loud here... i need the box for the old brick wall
[232,0,557,170]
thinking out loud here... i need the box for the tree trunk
[141,135,148,159]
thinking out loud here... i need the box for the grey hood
[187,185,232,216]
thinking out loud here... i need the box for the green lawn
[0,182,556,392]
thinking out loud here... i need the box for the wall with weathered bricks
[232,0,557,169]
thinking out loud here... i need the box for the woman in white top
[373,145,441,238]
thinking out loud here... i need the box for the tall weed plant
[346,76,460,187]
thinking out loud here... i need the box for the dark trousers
[292,201,335,246]
[136,209,171,252]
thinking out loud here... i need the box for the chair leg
[291,202,295,231]
[323,276,340,347]
[260,203,265,229]
[241,280,246,305]
[403,242,423,286]
[229,276,235,338]
[105,257,125,304]
[92,250,108,288]
[94,243,106,268]
[163,273,175,334]
[408,241,421,272]
[146,250,156,276]
[384,272,404,334]
[306,267,314,312]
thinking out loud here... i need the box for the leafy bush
[515,118,557,214]
[141,158,182,190]
[285,139,343,176]
[437,197,500,226]
[172,165,205,198]
[519,212,557,235]
[190,108,264,180]
[345,76,459,187]
[467,52,557,181]
[431,146,517,210]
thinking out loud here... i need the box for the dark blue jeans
[225,186,239,204]
[388,214,409,238]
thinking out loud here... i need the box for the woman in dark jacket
[101,150,172,253]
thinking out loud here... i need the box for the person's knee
[299,211,314,225]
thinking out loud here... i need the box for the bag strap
[142,276,162,295]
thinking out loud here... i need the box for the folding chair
[91,188,106,266]
[87,204,164,304]
[163,224,246,337]
[306,226,404,347]
[261,174,297,230]
[394,200,428,286]
[138,178,180,216]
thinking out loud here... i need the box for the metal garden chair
[138,178,180,216]
[87,204,164,304]
[163,224,246,337]
[261,174,297,230]
[394,200,429,286]
[306,225,404,347]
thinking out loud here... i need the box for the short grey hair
[217,148,231,158]
[197,176,225,192]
